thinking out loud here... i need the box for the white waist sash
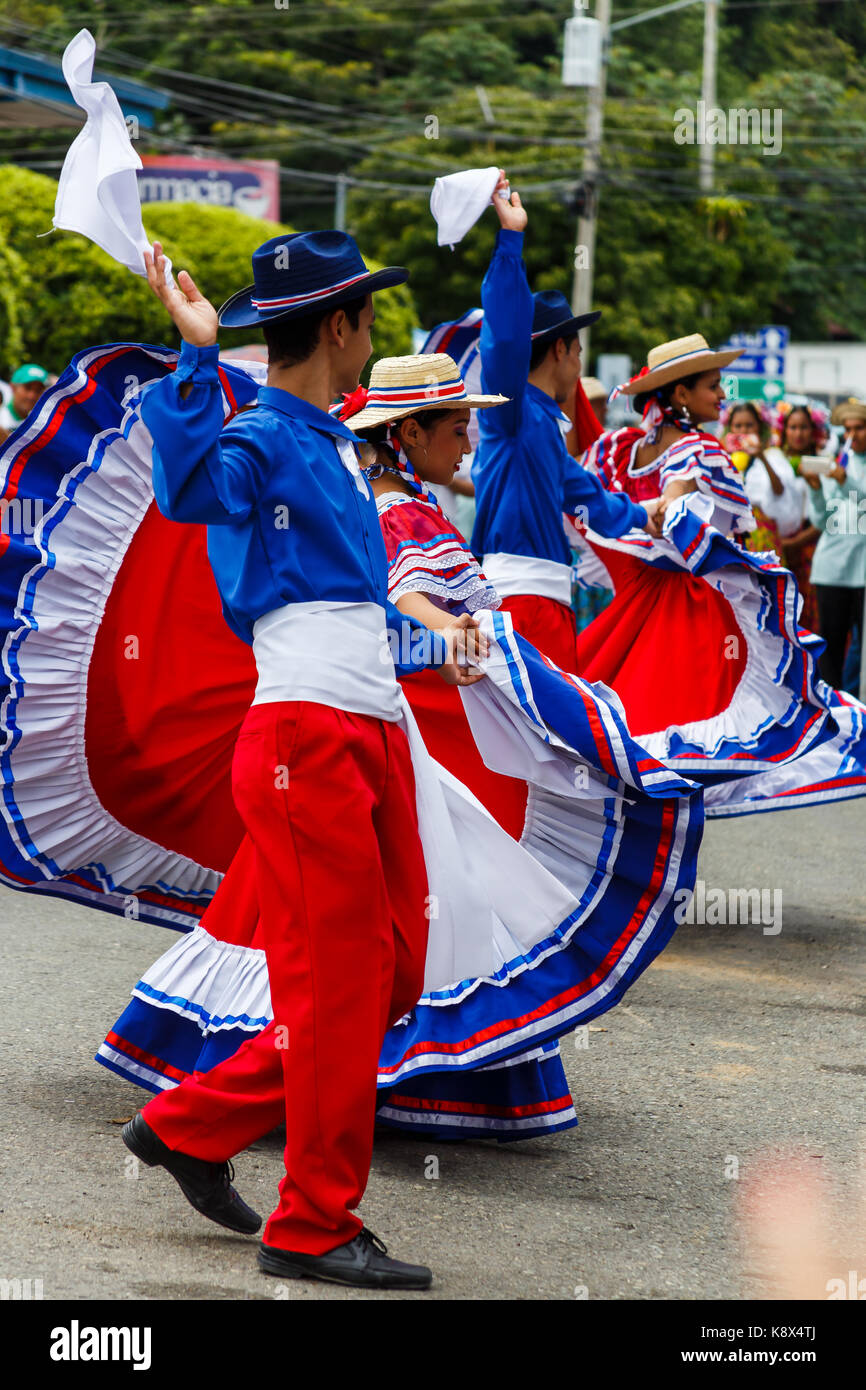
[482,552,573,605]
[252,600,402,721]
[251,600,579,994]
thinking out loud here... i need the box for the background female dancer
[343,358,527,841]
[576,338,866,816]
[468,169,664,673]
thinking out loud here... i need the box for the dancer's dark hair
[633,371,702,418]
[264,294,366,366]
[361,408,459,448]
[529,332,578,373]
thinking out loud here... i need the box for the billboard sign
[138,155,280,221]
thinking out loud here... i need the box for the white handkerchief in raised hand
[53,29,171,283]
[430,166,500,249]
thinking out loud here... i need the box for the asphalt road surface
[1,798,863,1302]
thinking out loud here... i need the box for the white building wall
[785,343,866,401]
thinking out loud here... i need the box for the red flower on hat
[338,385,368,421]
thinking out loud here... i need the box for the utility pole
[563,0,719,348]
[572,0,611,359]
[334,173,347,231]
[699,1,718,193]
[475,84,496,158]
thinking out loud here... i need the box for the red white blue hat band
[218,230,408,329]
[249,270,372,311]
[614,334,743,397]
[341,353,507,430]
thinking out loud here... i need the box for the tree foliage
[0,168,416,375]
[0,0,864,361]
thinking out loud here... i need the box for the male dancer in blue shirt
[471,170,663,672]
[121,231,483,1291]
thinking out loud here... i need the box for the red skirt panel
[576,547,747,739]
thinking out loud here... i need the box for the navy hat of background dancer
[530,290,601,345]
[218,231,409,329]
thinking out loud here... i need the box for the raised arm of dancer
[478,171,530,437]
[140,243,265,525]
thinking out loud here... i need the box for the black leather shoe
[257,1227,432,1290]
[122,1112,261,1235]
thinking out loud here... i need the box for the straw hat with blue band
[614,333,743,398]
[218,230,409,330]
[341,353,507,431]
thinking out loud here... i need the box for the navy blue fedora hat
[531,290,600,344]
[218,230,409,329]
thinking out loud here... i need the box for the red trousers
[500,594,580,675]
[143,701,429,1255]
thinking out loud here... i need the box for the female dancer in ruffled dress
[577,338,866,816]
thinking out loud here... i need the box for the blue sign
[722,326,789,378]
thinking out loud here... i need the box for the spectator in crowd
[802,399,866,688]
[0,376,10,446]
[0,363,50,436]
[769,403,825,631]
[722,400,785,554]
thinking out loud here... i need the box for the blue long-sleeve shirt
[140,340,447,674]
[470,229,648,564]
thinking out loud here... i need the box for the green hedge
[0,166,417,378]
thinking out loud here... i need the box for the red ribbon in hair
[628,367,661,422]
[338,385,368,421]
[609,362,651,408]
